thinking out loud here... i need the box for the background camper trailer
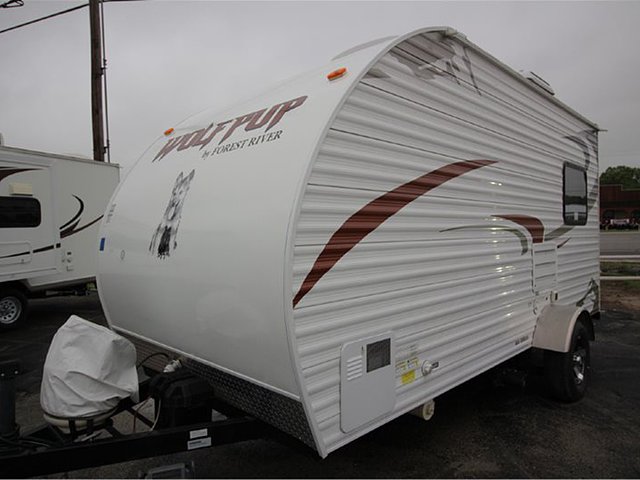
[0,145,119,329]
[0,26,595,468]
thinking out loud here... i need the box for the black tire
[0,288,28,330]
[544,319,591,402]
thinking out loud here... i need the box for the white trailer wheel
[0,289,28,330]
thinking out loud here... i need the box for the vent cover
[340,333,395,432]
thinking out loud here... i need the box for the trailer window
[563,164,587,225]
[0,196,41,228]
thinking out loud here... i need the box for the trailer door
[0,157,60,282]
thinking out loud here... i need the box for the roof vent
[520,70,555,96]
[0,132,4,146]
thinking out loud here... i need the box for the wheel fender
[532,304,587,353]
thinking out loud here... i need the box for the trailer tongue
[0,318,277,478]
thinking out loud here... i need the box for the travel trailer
[93,26,599,458]
[0,146,119,329]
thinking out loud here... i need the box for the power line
[0,0,147,35]
[1,0,145,162]
[0,3,88,35]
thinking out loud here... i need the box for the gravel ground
[1,287,639,478]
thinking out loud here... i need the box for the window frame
[563,162,588,226]
[0,196,42,229]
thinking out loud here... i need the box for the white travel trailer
[97,27,599,457]
[0,145,119,329]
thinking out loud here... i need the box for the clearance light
[164,128,174,136]
[327,67,347,81]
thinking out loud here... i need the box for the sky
[1,0,639,172]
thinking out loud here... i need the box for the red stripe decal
[493,214,544,244]
[293,159,496,307]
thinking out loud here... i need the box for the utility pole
[89,0,105,162]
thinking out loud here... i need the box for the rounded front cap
[96,39,385,398]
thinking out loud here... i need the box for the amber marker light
[164,127,174,136]
[327,67,347,81]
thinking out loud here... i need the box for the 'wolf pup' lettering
[149,169,195,259]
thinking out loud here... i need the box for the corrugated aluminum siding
[292,31,598,453]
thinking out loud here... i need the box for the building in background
[600,184,640,225]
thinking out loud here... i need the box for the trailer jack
[0,360,20,447]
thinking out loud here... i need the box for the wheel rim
[572,343,587,385]
[0,296,22,325]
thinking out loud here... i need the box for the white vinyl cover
[40,315,139,418]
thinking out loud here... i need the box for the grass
[600,262,640,276]
[620,279,640,291]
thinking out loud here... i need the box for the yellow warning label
[401,370,416,385]
[396,356,420,376]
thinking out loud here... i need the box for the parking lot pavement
[2,294,640,478]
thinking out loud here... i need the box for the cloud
[1,1,638,169]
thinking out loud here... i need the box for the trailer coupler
[0,367,272,478]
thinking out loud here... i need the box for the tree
[600,166,640,189]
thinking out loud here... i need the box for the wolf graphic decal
[149,169,195,259]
